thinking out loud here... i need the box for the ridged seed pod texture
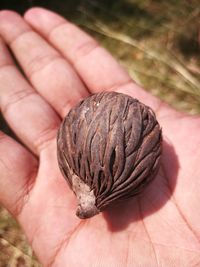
[57,92,162,219]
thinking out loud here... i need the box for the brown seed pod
[57,92,162,219]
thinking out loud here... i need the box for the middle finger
[0,11,89,118]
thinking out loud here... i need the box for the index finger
[24,8,131,90]
[24,8,161,110]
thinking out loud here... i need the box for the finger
[23,10,129,89]
[0,11,89,117]
[0,131,38,216]
[0,38,60,155]
[24,8,163,110]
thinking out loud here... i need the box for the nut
[57,92,162,219]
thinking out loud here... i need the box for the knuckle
[33,121,59,153]
[1,88,36,116]
[9,30,33,46]
[73,40,100,62]
[1,88,36,114]
[27,53,62,77]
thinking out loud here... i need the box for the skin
[0,8,200,267]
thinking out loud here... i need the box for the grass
[0,207,41,266]
[78,0,200,114]
[0,0,200,265]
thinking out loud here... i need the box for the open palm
[0,8,200,267]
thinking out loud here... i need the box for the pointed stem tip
[76,203,99,219]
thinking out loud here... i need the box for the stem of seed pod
[72,174,100,219]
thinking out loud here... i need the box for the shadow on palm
[103,140,179,231]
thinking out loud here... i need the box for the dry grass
[0,0,200,266]
[78,0,200,114]
[0,207,41,267]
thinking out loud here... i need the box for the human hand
[0,8,200,267]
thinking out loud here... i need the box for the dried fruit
[57,92,162,219]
